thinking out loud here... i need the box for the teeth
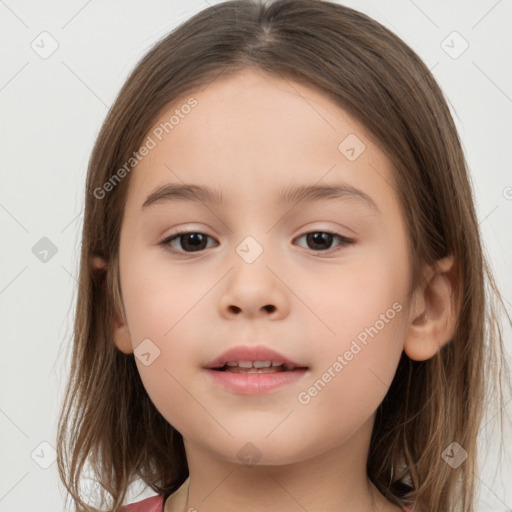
[224,360,284,368]
[253,361,272,368]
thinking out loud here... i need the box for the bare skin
[102,68,457,512]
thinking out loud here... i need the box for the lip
[203,345,307,370]
[203,344,309,395]
[204,367,308,394]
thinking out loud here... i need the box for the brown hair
[56,1,511,510]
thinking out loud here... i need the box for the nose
[218,260,290,320]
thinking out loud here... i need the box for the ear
[90,255,133,354]
[404,255,458,361]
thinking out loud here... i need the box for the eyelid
[159,225,355,255]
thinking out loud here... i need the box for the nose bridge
[218,228,289,318]
[232,232,274,293]
[226,201,279,265]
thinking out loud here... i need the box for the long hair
[56,1,511,510]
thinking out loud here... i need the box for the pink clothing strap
[121,493,412,511]
[121,494,164,512]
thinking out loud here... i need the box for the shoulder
[121,494,164,512]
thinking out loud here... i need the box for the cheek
[300,245,407,410]
[121,251,216,344]
[307,245,407,351]
[121,262,216,427]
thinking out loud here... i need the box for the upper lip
[204,345,308,369]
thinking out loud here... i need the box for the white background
[0,0,511,511]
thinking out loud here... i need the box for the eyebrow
[141,182,380,214]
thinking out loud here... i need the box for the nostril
[227,305,276,313]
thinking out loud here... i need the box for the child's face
[115,68,413,465]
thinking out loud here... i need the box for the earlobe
[113,320,133,354]
[90,255,134,354]
[404,255,458,361]
[112,303,133,354]
[90,256,107,272]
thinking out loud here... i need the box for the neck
[173,415,399,512]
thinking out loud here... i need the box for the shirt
[121,494,413,511]
[121,494,164,512]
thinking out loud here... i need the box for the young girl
[56,1,511,511]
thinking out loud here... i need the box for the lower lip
[204,368,308,394]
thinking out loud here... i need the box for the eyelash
[159,229,354,256]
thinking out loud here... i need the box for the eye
[160,231,216,254]
[159,230,354,254]
[294,230,354,253]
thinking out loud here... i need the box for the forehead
[124,67,397,215]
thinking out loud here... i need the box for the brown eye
[160,230,353,255]
[161,232,216,253]
[295,231,353,253]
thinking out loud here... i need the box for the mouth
[204,361,309,395]
[212,361,307,374]
[204,345,308,373]
[203,345,309,394]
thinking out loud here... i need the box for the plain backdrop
[0,1,511,511]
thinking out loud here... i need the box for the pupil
[307,232,332,250]
[179,232,333,252]
[182,233,206,251]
